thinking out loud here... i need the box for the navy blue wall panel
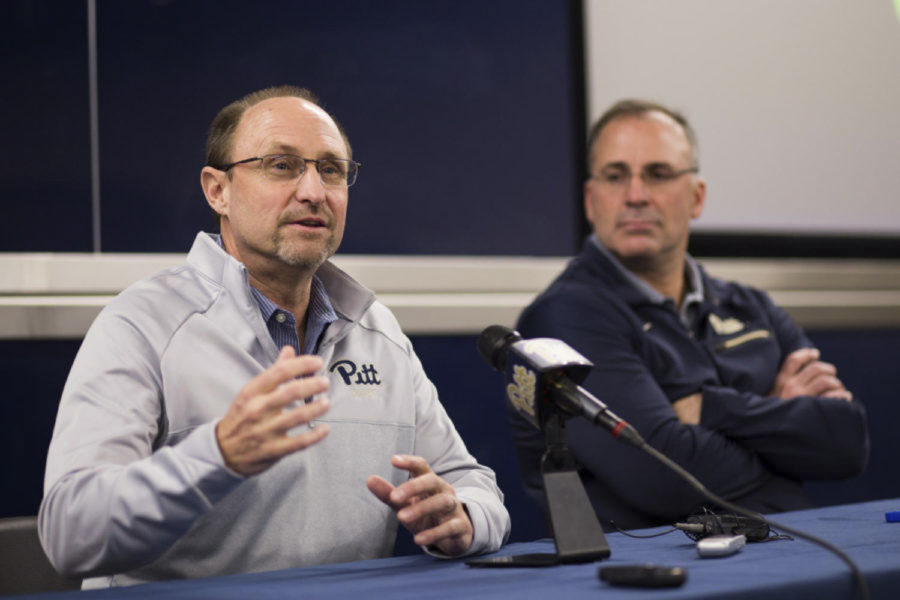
[0,340,81,517]
[1,1,92,251]
[95,0,582,255]
[803,329,900,506]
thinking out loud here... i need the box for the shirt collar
[589,234,704,322]
[682,254,704,310]
[215,234,338,353]
[304,275,339,351]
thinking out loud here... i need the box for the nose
[294,163,327,205]
[624,172,650,206]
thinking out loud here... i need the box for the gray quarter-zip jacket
[39,232,510,587]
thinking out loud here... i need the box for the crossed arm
[673,347,853,425]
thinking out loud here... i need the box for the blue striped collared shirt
[215,234,338,355]
[249,275,338,356]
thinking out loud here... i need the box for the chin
[276,244,332,270]
[281,252,330,270]
[273,230,340,270]
[610,239,659,259]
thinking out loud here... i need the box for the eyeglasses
[218,154,361,188]
[591,164,698,191]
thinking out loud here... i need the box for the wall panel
[96,0,582,255]
[1,1,92,251]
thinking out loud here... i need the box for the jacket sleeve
[38,309,243,578]
[405,340,511,557]
[517,296,775,523]
[698,292,869,480]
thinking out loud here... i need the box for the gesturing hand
[366,455,474,557]
[216,346,331,476]
[770,348,852,402]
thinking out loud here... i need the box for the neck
[619,250,688,308]
[219,230,316,329]
[248,269,313,320]
[247,266,313,350]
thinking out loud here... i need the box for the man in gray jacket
[39,85,510,587]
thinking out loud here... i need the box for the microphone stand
[468,411,611,567]
[540,411,611,563]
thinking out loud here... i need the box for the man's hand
[672,392,702,425]
[769,348,852,401]
[366,455,474,557]
[216,346,331,476]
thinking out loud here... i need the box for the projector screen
[583,0,900,236]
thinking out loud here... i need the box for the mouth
[618,219,659,231]
[287,217,328,229]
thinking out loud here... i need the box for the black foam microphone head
[477,325,523,372]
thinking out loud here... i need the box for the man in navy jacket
[511,99,869,531]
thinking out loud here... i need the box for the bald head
[206,85,352,173]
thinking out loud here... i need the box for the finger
[366,475,400,509]
[772,349,819,397]
[243,354,325,398]
[791,360,836,387]
[265,397,330,436]
[795,361,837,384]
[803,375,846,397]
[267,376,330,411]
[236,376,329,427]
[390,472,445,505]
[413,513,471,548]
[823,389,854,402]
[388,455,437,504]
[781,348,819,376]
[254,423,330,465]
[236,422,330,474]
[781,362,834,396]
[397,492,459,527]
[390,454,434,477]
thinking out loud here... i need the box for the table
[21,497,900,599]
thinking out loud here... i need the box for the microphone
[478,325,643,447]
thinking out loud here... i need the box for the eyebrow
[268,143,345,160]
[643,161,677,170]
[600,161,676,171]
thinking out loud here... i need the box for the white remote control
[696,534,746,557]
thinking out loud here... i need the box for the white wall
[584,0,900,235]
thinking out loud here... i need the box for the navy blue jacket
[511,240,870,531]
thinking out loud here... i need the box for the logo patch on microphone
[506,365,537,418]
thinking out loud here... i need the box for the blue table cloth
[21,497,900,599]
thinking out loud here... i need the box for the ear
[583,180,596,225]
[690,177,707,220]
[201,166,229,218]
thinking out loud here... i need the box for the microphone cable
[633,437,870,600]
